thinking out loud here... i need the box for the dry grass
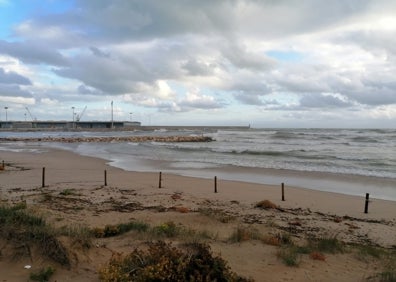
[262,236,281,246]
[309,251,326,261]
[198,207,236,223]
[255,200,277,210]
[170,206,190,213]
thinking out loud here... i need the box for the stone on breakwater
[0,135,213,143]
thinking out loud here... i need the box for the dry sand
[0,148,395,281]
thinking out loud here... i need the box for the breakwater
[0,135,213,143]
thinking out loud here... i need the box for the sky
[0,0,395,128]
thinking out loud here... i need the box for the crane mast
[75,106,87,122]
[25,107,37,121]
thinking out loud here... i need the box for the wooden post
[364,193,370,214]
[104,170,107,186]
[281,183,285,201]
[214,176,217,193]
[42,167,46,188]
[159,171,162,188]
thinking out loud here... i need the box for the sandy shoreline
[1,147,395,217]
[1,147,395,281]
[131,158,396,201]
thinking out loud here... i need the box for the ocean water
[1,128,395,200]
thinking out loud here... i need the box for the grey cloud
[0,68,32,85]
[329,74,396,106]
[343,86,396,106]
[299,93,353,108]
[273,64,331,93]
[272,63,396,107]
[179,97,224,110]
[77,84,104,95]
[334,30,396,58]
[0,40,68,66]
[90,47,111,58]
[13,1,233,46]
[23,1,380,43]
[182,59,216,76]
[232,82,272,105]
[222,41,275,71]
[53,52,152,94]
[234,93,263,105]
[0,84,33,97]
[77,1,234,40]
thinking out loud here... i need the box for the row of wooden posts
[39,167,371,214]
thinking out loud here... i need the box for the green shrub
[315,237,344,254]
[99,241,252,282]
[29,266,55,282]
[277,247,300,267]
[93,221,150,238]
[59,189,79,196]
[152,221,180,238]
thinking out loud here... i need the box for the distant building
[0,121,141,130]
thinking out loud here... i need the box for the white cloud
[0,95,34,105]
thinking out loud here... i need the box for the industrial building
[0,121,141,130]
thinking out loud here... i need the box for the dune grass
[0,203,70,267]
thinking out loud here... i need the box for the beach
[1,148,395,281]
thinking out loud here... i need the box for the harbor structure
[0,120,141,130]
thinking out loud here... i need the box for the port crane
[25,107,37,121]
[75,106,87,122]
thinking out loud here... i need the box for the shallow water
[1,128,395,200]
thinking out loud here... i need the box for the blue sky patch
[266,50,303,62]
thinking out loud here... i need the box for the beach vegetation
[92,221,150,238]
[152,221,181,238]
[367,251,396,282]
[99,241,252,282]
[263,232,294,247]
[91,220,216,243]
[262,235,281,246]
[59,224,93,249]
[277,247,300,267]
[59,189,79,196]
[355,244,385,261]
[313,236,344,254]
[229,225,262,243]
[309,251,326,261]
[0,203,70,267]
[198,207,236,223]
[255,200,277,210]
[29,266,55,282]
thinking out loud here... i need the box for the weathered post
[281,182,285,201]
[159,171,162,188]
[104,170,107,186]
[42,167,46,188]
[364,193,370,214]
[214,176,217,193]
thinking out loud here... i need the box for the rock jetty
[0,135,213,143]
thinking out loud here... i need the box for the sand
[0,148,395,281]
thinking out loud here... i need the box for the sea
[1,128,395,200]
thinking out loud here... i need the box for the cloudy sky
[0,0,395,127]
